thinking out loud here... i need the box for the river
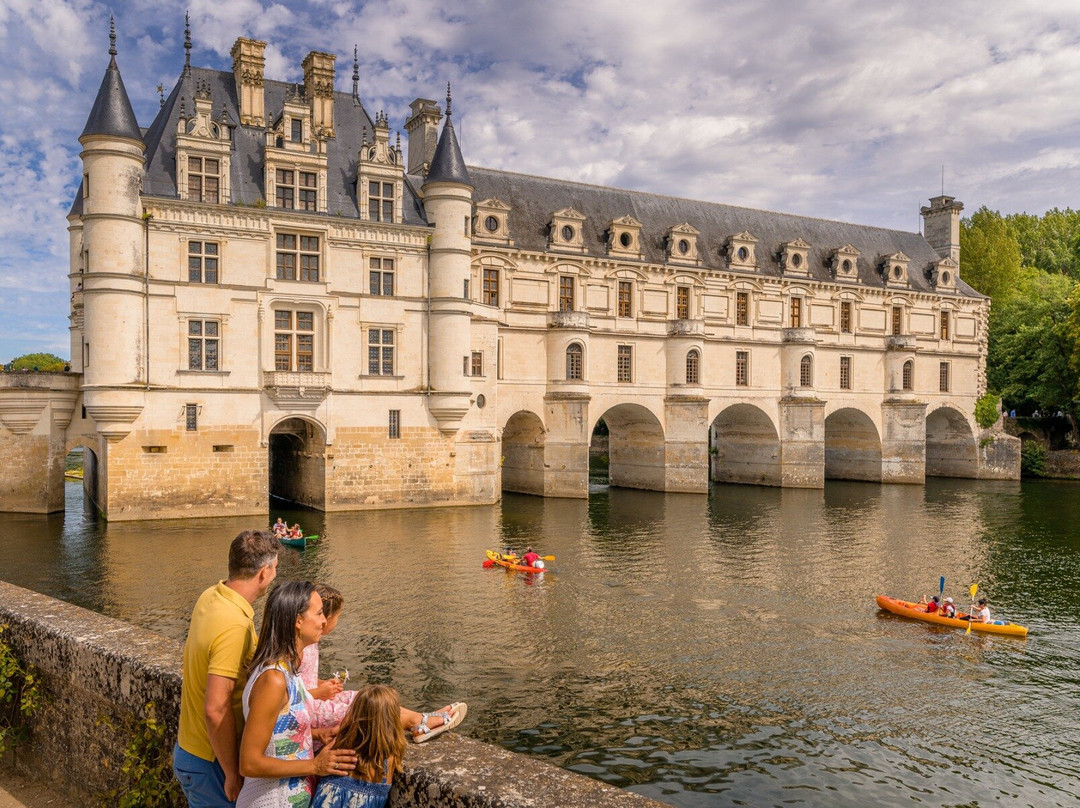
[4,478,1079,807]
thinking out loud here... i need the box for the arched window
[686,349,700,384]
[902,359,914,391]
[565,342,583,380]
[799,354,813,388]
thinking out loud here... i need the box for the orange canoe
[876,595,1028,637]
[484,550,547,574]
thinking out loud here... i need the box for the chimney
[302,51,336,137]
[230,38,266,127]
[405,97,442,175]
[921,195,964,267]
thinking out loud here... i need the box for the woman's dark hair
[247,580,316,675]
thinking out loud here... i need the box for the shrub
[0,624,45,756]
[974,392,1001,430]
[1021,442,1048,478]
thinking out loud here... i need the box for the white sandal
[411,702,467,743]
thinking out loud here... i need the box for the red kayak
[484,550,546,573]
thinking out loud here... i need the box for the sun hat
[945,597,953,603]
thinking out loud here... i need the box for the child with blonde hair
[311,684,405,808]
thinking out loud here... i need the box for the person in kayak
[272,517,287,537]
[941,597,957,618]
[918,595,940,613]
[521,547,540,568]
[969,598,991,623]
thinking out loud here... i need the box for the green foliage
[98,702,184,808]
[988,268,1077,416]
[974,393,1001,430]
[1008,208,1080,277]
[1021,442,1048,478]
[4,352,67,371]
[0,624,45,756]
[960,207,1023,300]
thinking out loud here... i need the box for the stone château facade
[0,25,1019,521]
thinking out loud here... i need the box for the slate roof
[80,55,142,143]
[425,113,471,187]
[465,167,981,298]
[140,67,428,224]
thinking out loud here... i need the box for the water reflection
[3,478,1080,806]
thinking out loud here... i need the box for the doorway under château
[268,417,327,510]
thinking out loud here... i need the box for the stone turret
[423,85,473,433]
[405,97,442,175]
[921,195,963,269]
[231,37,266,127]
[77,19,146,439]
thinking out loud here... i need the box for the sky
[3,0,1080,361]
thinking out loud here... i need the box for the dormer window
[727,232,758,271]
[549,208,587,254]
[291,118,303,143]
[881,252,910,287]
[176,83,232,204]
[188,156,220,203]
[474,198,512,245]
[831,245,860,282]
[666,223,701,265]
[368,182,394,222]
[781,239,811,276]
[929,257,959,291]
[608,215,643,259]
[356,112,403,224]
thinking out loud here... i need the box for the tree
[4,353,67,371]
[960,207,1023,300]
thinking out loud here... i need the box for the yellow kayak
[876,595,1028,637]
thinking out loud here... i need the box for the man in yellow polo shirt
[173,530,280,807]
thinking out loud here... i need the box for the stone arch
[501,410,547,496]
[926,405,977,478]
[64,435,102,513]
[710,403,781,486]
[592,403,666,491]
[268,415,327,509]
[824,407,882,481]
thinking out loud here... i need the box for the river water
[4,478,1080,807]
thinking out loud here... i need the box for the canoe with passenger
[876,595,1028,637]
[483,550,550,573]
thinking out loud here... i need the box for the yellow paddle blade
[969,583,978,598]
[966,618,972,634]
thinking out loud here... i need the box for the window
[617,281,633,318]
[367,328,395,376]
[939,362,950,392]
[276,234,320,282]
[840,301,852,334]
[274,310,314,372]
[188,320,219,371]
[736,292,749,326]
[686,349,700,385]
[188,156,220,203]
[188,241,219,284]
[790,297,802,328]
[368,181,394,222]
[463,279,470,299]
[565,343,583,380]
[291,119,303,143]
[471,351,483,377]
[617,345,633,383]
[483,268,499,306]
[902,359,914,391]
[676,286,690,319]
[559,276,575,312]
[388,409,400,439]
[298,171,317,211]
[276,168,295,209]
[800,355,813,387]
[840,356,852,390]
[185,404,198,431]
[83,173,89,198]
[735,351,749,386]
[892,306,903,336]
[940,311,950,340]
[369,257,394,295]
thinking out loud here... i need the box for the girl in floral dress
[236,581,358,808]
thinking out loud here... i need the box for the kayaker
[272,518,287,537]
[970,598,991,623]
[926,595,940,614]
[942,597,957,618]
[521,547,540,568]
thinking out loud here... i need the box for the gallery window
[892,305,903,336]
[188,320,219,371]
[565,343,583,380]
[483,268,500,307]
[617,345,633,383]
[840,356,852,390]
[902,360,914,391]
[369,257,395,296]
[676,285,690,319]
[274,310,314,372]
[188,241,219,284]
[840,301,852,334]
[939,362,950,392]
[789,297,802,328]
[940,311,951,340]
[618,281,633,318]
[736,292,749,326]
[800,355,813,388]
[559,276,575,312]
[276,234,320,282]
[367,328,395,376]
[686,349,700,385]
[735,351,749,387]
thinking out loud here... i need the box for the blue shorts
[173,743,234,808]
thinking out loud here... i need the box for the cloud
[4,0,1080,358]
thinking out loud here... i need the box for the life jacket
[926,600,939,613]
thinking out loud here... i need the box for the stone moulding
[548,310,590,329]
[782,327,816,344]
[667,318,705,336]
[886,335,917,350]
[262,370,332,408]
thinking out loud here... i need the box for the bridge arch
[709,403,781,486]
[501,410,547,496]
[592,403,666,491]
[824,407,882,481]
[269,415,327,509]
[926,405,977,478]
[63,436,102,513]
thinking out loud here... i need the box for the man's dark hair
[228,530,281,580]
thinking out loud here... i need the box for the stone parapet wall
[0,581,661,807]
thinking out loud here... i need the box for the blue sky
[3,0,1080,361]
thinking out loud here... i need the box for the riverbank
[0,766,64,808]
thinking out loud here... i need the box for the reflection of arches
[502,410,546,496]
[824,408,881,481]
[269,416,327,509]
[710,404,781,486]
[926,406,976,478]
[593,404,666,491]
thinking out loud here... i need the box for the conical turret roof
[424,85,471,187]
[80,25,142,144]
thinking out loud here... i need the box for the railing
[886,335,917,350]
[782,327,816,343]
[262,370,332,406]
[667,318,705,336]
[547,310,590,329]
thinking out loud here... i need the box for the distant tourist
[236,581,357,807]
[942,597,957,618]
[272,517,287,537]
[173,529,281,807]
[311,685,406,808]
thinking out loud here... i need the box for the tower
[423,85,473,433]
[77,18,147,440]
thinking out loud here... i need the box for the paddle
[966,583,978,634]
[939,576,945,600]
